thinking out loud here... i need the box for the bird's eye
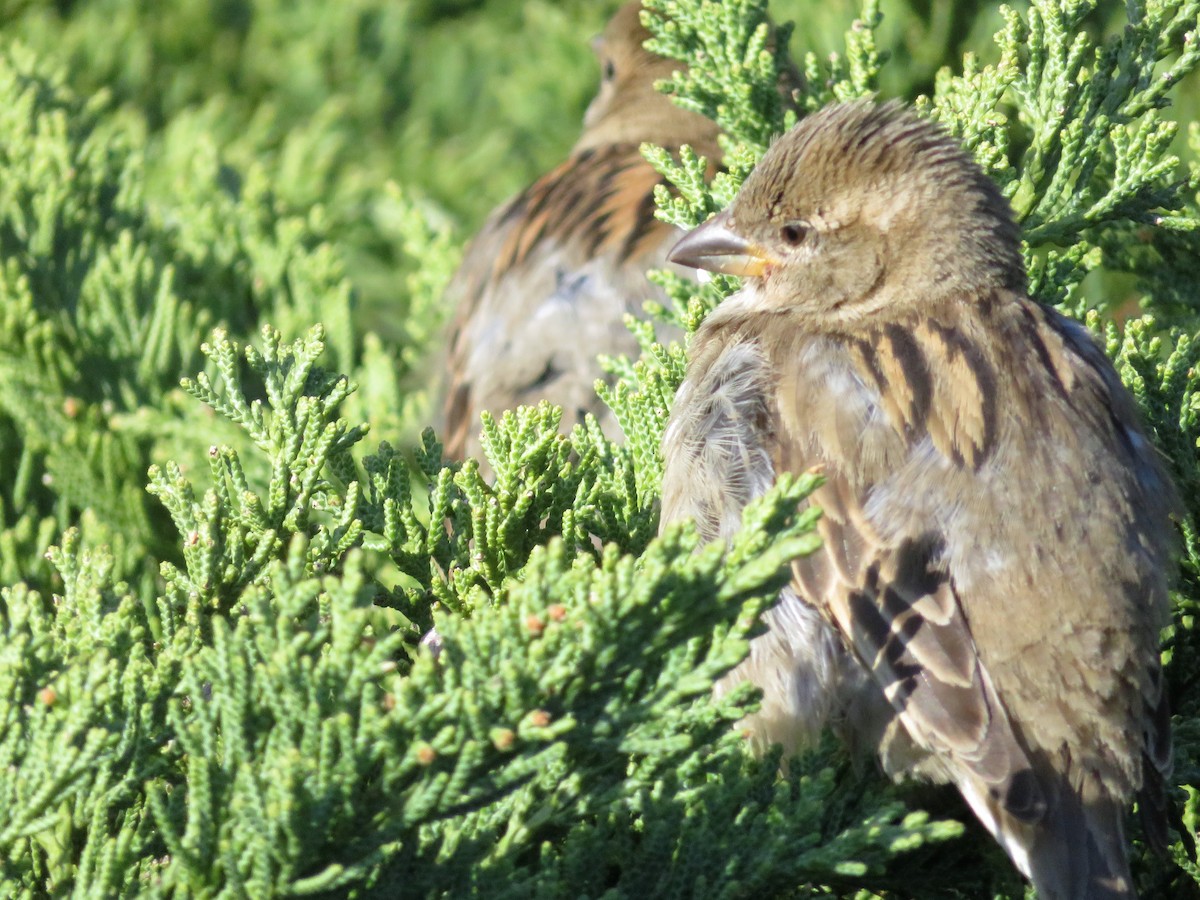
[603,59,616,81]
[780,223,808,246]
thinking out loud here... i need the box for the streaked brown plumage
[662,100,1176,899]
[440,1,720,461]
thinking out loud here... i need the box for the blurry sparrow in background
[440,0,720,462]
[662,100,1176,900]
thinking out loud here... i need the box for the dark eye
[780,222,808,246]
[603,59,616,81]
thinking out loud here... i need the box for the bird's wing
[440,143,677,460]
[771,323,1047,827]
[788,467,1047,825]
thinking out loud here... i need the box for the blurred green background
[4,0,1138,347]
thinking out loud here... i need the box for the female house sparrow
[662,101,1176,899]
[440,0,720,461]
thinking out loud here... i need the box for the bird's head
[669,101,1025,326]
[579,1,720,152]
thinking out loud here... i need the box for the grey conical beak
[668,209,777,277]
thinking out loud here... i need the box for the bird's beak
[668,209,777,278]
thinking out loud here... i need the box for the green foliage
[644,0,802,153]
[0,0,616,348]
[923,0,1200,315]
[0,325,964,896]
[0,0,1198,897]
[0,42,356,594]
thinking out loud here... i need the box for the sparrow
[661,100,1177,899]
[440,0,721,462]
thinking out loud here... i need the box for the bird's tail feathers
[961,773,1135,900]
